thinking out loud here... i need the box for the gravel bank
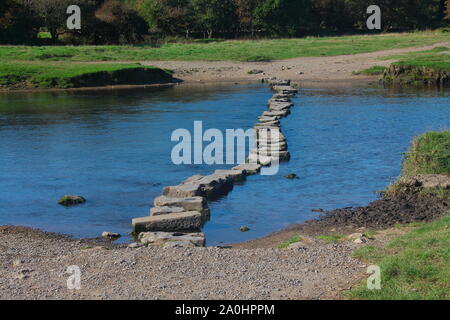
[0,226,365,300]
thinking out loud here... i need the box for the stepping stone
[256,150,291,160]
[195,174,234,199]
[255,129,285,141]
[269,79,291,86]
[150,206,185,216]
[273,93,294,99]
[232,163,261,175]
[258,140,287,148]
[132,211,203,233]
[272,85,298,94]
[214,169,246,182]
[269,101,294,109]
[163,183,203,198]
[153,196,208,216]
[254,122,280,128]
[258,116,280,122]
[138,231,205,247]
[181,174,204,185]
[262,110,289,118]
[269,97,291,103]
[247,153,277,166]
[257,144,287,152]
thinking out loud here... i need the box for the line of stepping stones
[131,79,298,248]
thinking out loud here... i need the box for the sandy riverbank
[140,42,449,85]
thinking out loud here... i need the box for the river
[0,83,448,245]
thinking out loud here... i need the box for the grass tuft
[277,235,302,249]
[317,234,344,243]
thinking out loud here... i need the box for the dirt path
[141,42,449,85]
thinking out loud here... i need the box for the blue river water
[0,83,448,245]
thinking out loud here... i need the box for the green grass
[1,32,449,62]
[0,62,172,88]
[353,66,387,75]
[381,46,450,70]
[348,212,450,300]
[402,131,450,176]
[317,234,344,243]
[381,46,450,71]
[277,235,302,249]
[37,32,52,40]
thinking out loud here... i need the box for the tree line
[1,0,449,45]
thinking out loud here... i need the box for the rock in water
[102,232,121,240]
[240,226,250,232]
[58,195,86,206]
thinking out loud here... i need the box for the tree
[311,0,352,32]
[27,0,75,43]
[445,0,450,20]
[96,0,148,43]
[190,0,237,38]
[254,0,316,36]
[138,0,194,37]
[233,0,256,36]
[0,0,40,44]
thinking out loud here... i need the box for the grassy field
[0,62,173,89]
[382,46,450,70]
[349,212,450,300]
[1,32,449,62]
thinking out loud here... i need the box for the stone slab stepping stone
[258,116,280,122]
[181,174,204,185]
[269,98,291,103]
[138,231,205,247]
[258,140,287,148]
[254,122,280,128]
[247,153,277,166]
[269,79,291,86]
[262,110,289,118]
[272,85,298,94]
[257,144,287,152]
[231,163,261,175]
[255,130,285,141]
[195,174,234,199]
[269,101,294,109]
[132,211,203,233]
[273,93,294,99]
[163,183,203,198]
[153,196,208,216]
[256,150,291,160]
[150,206,185,216]
[214,169,246,182]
